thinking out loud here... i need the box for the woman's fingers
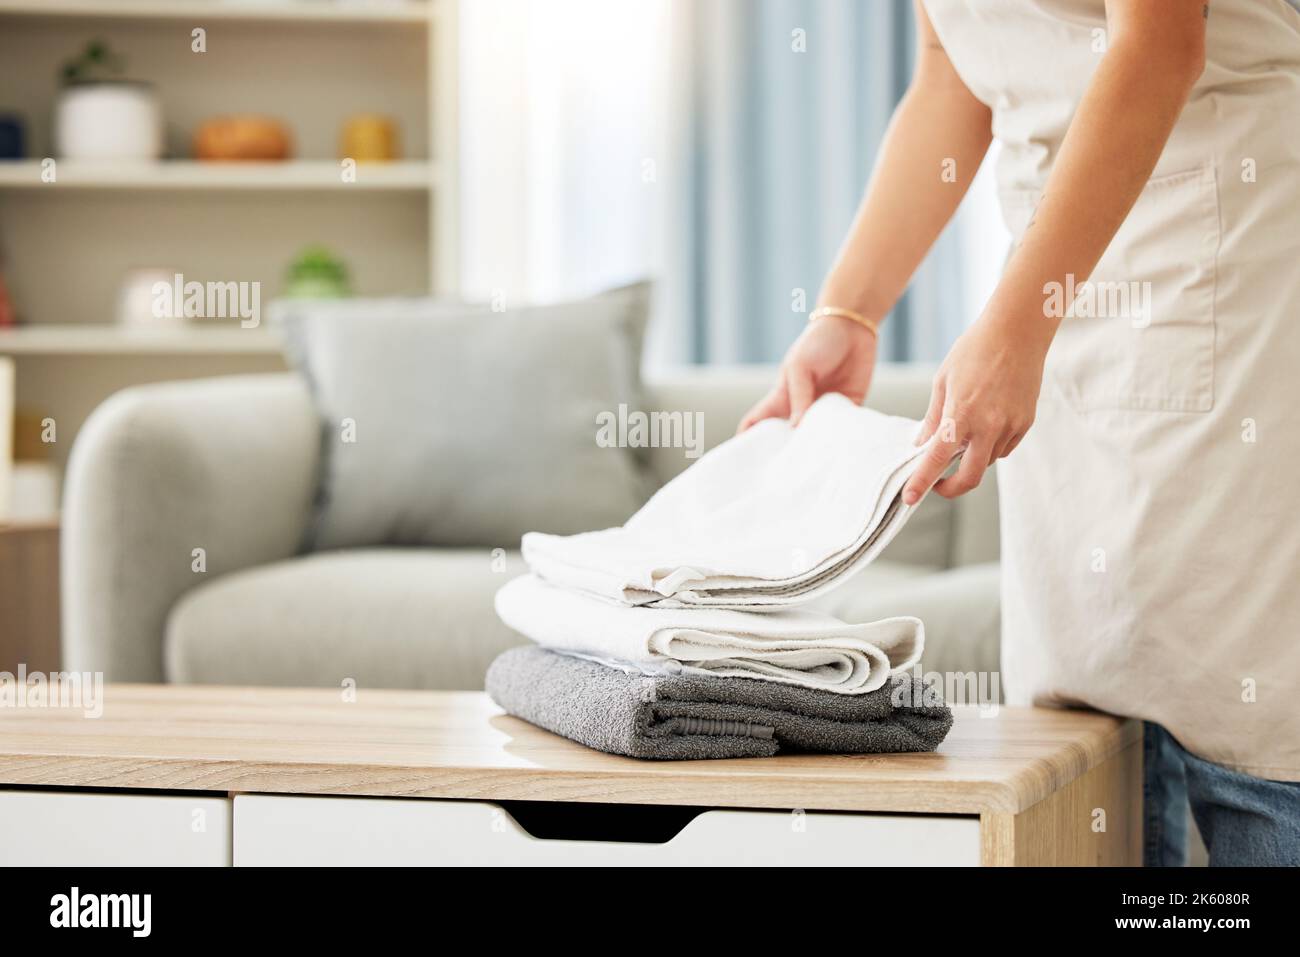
[934,433,996,498]
[737,381,790,433]
[903,438,961,505]
[786,367,818,427]
[991,431,1019,462]
[903,419,964,505]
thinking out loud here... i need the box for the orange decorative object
[193,115,293,161]
[340,114,399,162]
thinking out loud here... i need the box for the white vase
[54,82,162,161]
[118,267,188,327]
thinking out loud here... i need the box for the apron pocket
[1007,165,1220,414]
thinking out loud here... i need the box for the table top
[0,684,1139,815]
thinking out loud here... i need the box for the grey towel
[486,646,953,760]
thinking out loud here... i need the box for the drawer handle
[500,800,706,844]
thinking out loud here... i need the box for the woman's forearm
[818,4,992,321]
[983,7,1206,351]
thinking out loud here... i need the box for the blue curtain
[658,0,967,365]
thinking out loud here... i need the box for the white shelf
[0,325,285,356]
[0,0,434,24]
[0,160,437,191]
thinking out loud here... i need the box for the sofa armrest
[61,373,319,681]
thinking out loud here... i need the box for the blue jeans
[1143,722,1300,866]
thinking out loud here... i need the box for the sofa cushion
[164,549,532,690]
[272,282,654,551]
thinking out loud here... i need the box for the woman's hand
[738,316,879,432]
[902,317,1047,505]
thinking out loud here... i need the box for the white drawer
[0,789,232,866]
[235,795,979,866]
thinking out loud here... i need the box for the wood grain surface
[0,684,1139,815]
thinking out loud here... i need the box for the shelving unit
[0,324,283,356]
[0,0,457,303]
[0,158,438,190]
[0,0,459,510]
[0,0,436,24]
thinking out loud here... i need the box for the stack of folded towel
[486,393,957,760]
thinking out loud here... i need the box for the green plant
[285,245,352,298]
[61,40,127,86]
[287,245,349,284]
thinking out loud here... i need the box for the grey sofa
[61,363,1001,689]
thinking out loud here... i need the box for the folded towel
[522,393,945,608]
[495,573,922,694]
[486,645,953,760]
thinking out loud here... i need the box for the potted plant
[55,40,162,161]
[284,246,352,299]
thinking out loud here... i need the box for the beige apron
[922,0,1300,780]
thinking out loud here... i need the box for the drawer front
[235,795,980,866]
[0,789,231,866]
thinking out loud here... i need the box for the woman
[742,0,1300,866]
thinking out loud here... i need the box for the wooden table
[0,684,1141,866]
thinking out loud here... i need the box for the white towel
[495,573,924,694]
[522,393,944,608]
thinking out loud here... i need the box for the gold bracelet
[809,306,881,338]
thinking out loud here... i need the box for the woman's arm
[817,1,993,328]
[903,0,1208,503]
[740,0,992,430]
